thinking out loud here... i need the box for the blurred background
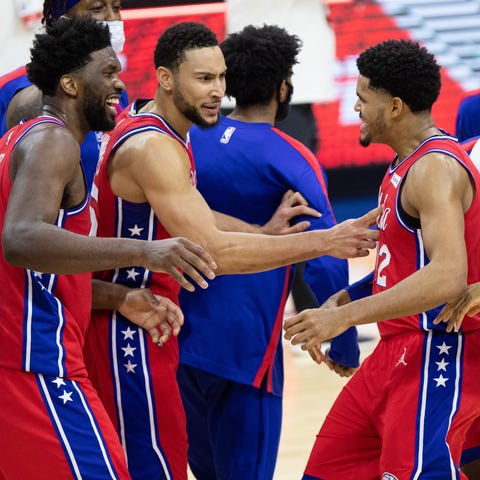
[4,0,480,222]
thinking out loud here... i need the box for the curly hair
[221,24,301,107]
[153,22,219,71]
[356,39,441,112]
[27,16,111,96]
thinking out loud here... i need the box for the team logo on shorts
[382,473,399,480]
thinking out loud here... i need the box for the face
[171,46,226,128]
[67,0,122,21]
[354,74,389,147]
[79,47,125,131]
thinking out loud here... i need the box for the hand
[145,237,217,292]
[433,283,480,332]
[325,206,381,258]
[261,190,321,235]
[284,307,349,352]
[118,288,184,345]
[323,348,358,378]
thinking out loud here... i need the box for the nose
[354,99,361,112]
[212,77,226,99]
[114,75,126,92]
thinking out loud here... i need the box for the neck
[392,116,440,165]
[42,103,68,125]
[229,102,276,125]
[140,95,192,140]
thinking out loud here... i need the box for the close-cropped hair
[221,24,301,107]
[356,39,441,112]
[154,22,218,71]
[27,16,111,96]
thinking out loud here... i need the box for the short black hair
[27,16,111,96]
[356,39,441,112]
[221,24,301,107]
[153,22,218,71]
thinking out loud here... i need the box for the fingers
[354,206,383,228]
[283,221,311,234]
[282,189,307,207]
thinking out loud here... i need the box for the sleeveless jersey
[0,117,92,378]
[373,134,480,338]
[91,100,195,298]
[87,101,195,480]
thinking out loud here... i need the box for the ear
[278,80,289,103]
[156,66,174,93]
[59,74,78,98]
[390,96,404,118]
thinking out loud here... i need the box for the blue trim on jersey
[106,191,173,479]
[109,313,173,479]
[36,373,121,479]
[412,332,463,479]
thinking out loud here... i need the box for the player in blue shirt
[0,0,128,190]
[178,24,360,480]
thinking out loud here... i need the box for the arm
[2,125,216,291]
[92,279,183,345]
[109,132,380,275]
[284,152,471,348]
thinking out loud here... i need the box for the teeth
[106,97,120,106]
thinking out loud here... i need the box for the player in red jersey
[284,39,480,479]
[0,17,218,480]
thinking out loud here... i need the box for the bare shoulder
[12,121,80,180]
[6,85,43,130]
[115,129,188,170]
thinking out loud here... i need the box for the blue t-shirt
[179,116,359,396]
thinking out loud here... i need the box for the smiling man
[85,21,381,480]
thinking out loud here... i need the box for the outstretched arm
[110,131,380,274]
[285,152,472,350]
[2,125,217,290]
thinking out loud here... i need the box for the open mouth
[106,95,120,113]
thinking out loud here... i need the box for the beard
[173,87,219,129]
[359,135,371,147]
[275,82,294,122]
[84,88,115,132]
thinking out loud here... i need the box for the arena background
[118,0,480,210]
[2,0,480,213]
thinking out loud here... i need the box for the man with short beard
[86,21,380,480]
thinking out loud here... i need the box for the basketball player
[85,21,380,480]
[0,0,128,190]
[177,24,358,480]
[0,17,218,479]
[284,39,480,479]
